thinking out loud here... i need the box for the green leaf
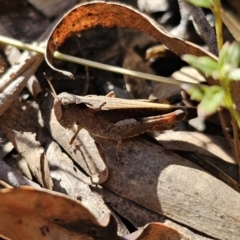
[186,0,213,8]
[227,42,240,68]
[182,55,218,76]
[228,69,240,81]
[218,42,230,68]
[182,84,206,101]
[197,87,225,118]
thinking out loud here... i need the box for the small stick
[43,72,58,100]
[178,0,218,56]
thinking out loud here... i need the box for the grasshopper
[47,77,187,160]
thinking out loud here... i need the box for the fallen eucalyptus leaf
[155,131,236,164]
[45,1,217,81]
[98,187,212,239]
[0,186,121,240]
[4,129,53,189]
[126,222,189,240]
[45,138,121,234]
[95,137,240,240]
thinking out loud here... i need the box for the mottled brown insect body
[53,92,186,142]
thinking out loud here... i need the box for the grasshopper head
[44,73,75,129]
[53,98,75,129]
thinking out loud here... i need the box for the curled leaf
[45,1,216,78]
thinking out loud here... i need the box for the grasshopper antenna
[43,72,58,100]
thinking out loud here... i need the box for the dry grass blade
[0,34,199,86]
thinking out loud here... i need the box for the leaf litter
[0,1,240,239]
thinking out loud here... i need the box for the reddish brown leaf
[125,222,189,240]
[45,1,217,84]
[0,186,121,240]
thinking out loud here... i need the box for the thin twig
[181,0,218,56]
[0,35,204,86]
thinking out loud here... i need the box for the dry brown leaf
[155,131,236,164]
[95,137,240,240]
[98,187,212,239]
[45,1,217,84]
[4,129,53,189]
[44,1,240,109]
[0,187,190,240]
[0,186,121,240]
[45,138,119,232]
[126,223,189,240]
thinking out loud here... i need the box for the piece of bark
[92,136,240,240]
[178,0,218,55]
[40,93,108,184]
